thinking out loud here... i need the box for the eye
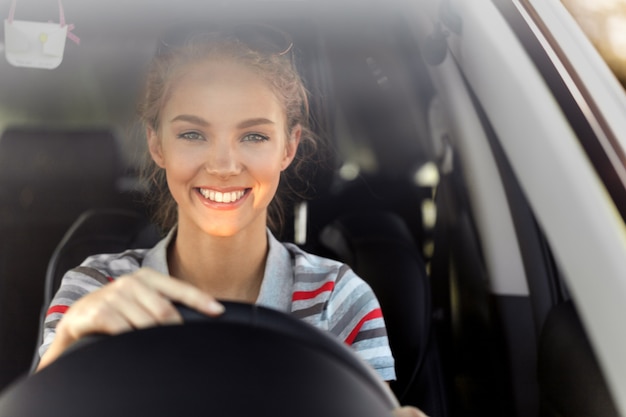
[178,131,204,141]
[242,133,269,143]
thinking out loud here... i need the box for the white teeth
[199,189,245,203]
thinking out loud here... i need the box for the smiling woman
[145,57,299,240]
[26,21,423,417]
[139,29,316,234]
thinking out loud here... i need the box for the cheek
[161,144,204,182]
[244,148,285,182]
[249,160,283,187]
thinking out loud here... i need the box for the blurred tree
[562,0,626,88]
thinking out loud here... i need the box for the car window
[561,0,626,89]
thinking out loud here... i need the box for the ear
[147,127,166,168]
[281,124,301,171]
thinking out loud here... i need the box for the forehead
[163,61,285,123]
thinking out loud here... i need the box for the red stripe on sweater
[46,305,69,316]
[292,281,335,301]
[344,308,383,345]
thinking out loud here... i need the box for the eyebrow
[170,114,210,126]
[237,118,275,129]
[170,115,275,129]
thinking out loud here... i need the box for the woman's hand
[37,267,224,370]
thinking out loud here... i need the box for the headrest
[0,128,121,187]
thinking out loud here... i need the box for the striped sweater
[40,229,396,381]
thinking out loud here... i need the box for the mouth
[197,188,249,204]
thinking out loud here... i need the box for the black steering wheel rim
[0,302,397,417]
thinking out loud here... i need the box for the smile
[198,188,247,203]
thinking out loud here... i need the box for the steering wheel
[0,302,398,417]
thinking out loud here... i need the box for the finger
[89,306,135,335]
[392,406,428,417]
[62,276,169,338]
[107,282,181,329]
[61,298,134,340]
[133,268,225,316]
[127,286,184,326]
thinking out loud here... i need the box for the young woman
[37,26,425,417]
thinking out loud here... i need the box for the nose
[204,139,241,178]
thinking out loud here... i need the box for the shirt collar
[141,227,174,275]
[142,227,294,313]
[256,230,294,312]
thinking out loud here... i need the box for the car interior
[0,0,622,416]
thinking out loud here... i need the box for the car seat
[0,128,132,391]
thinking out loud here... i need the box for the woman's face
[147,60,300,237]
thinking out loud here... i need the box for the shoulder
[283,242,351,279]
[55,248,149,292]
[79,248,150,279]
[284,242,363,292]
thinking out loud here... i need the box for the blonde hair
[137,31,317,234]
